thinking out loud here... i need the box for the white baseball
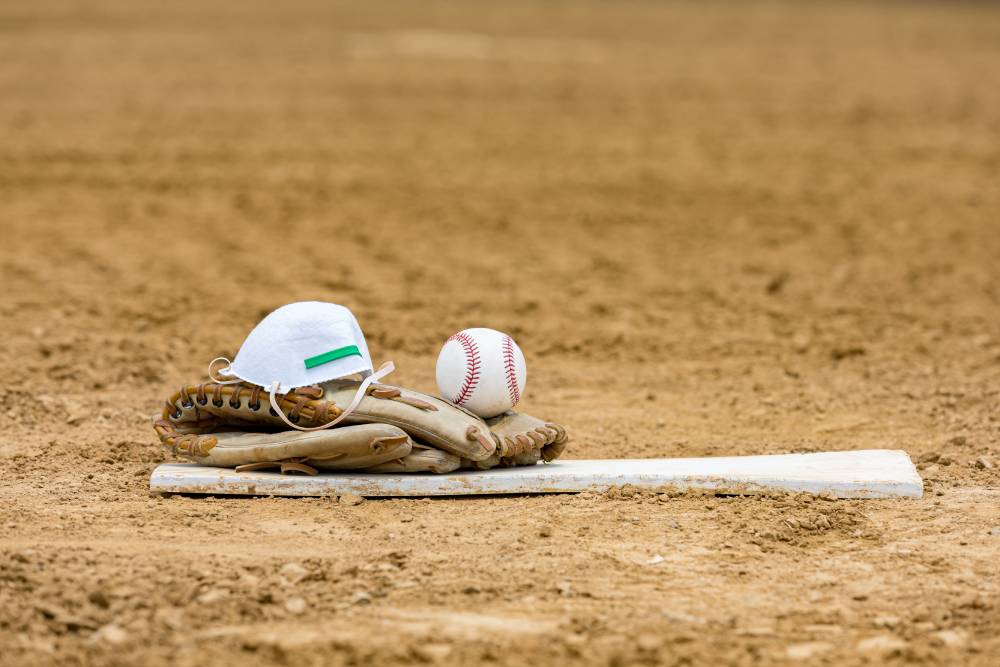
[435,328,527,418]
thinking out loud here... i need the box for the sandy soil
[1,1,999,665]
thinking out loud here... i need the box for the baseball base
[149,449,922,499]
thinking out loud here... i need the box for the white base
[149,449,922,499]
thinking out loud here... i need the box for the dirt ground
[1,0,999,665]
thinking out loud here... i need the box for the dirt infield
[1,1,999,665]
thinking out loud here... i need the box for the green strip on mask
[303,345,362,369]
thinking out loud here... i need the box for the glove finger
[170,424,412,470]
[365,446,461,474]
[545,422,568,443]
[535,426,559,441]
[323,380,497,461]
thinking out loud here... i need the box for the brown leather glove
[153,377,568,475]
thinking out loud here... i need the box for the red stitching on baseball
[502,335,520,405]
[448,332,481,405]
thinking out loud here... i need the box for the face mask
[209,301,394,431]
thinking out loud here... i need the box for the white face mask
[209,301,394,431]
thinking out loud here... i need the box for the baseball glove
[152,377,568,475]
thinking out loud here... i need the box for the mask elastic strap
[267,361,396,432]
[208,357,243,385]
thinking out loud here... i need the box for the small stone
[284,597,307,615]
[786,642,832,660]
[989,527,1000,536]
[413,643,452,661]
[340,494,365,506]
[196,588,228,604]
[279,562,309,585]
[538,526,552,538]
[959,594,990,610]
[67,411,88,426]
[931,630,966,648]
[856,635,907,654]
[153,607,184,630]
[352,591,372,605]
[89,623,129,645]
[975,457,993,470]
[873,615,901,629]
[831,346,866,361]
[972,334,993,348]
[236,572,261,590]
[791,333,811,353]
[88,590,110,609]
[646,555,665,565]
[556,581,573,597]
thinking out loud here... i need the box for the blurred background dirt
[1,1,999,665]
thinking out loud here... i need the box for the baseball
[435,327,527,418]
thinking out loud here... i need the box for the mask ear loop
[267,361,396,432]
[208,357,244,385]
